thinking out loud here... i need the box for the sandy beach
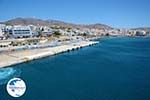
[0,41,98,68]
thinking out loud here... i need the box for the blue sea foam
[0,67,21,85]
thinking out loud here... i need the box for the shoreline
[0,40,99,68]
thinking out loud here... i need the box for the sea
[0,37,150,100]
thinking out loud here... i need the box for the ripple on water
[0,67,21,85]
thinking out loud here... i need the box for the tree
[38,30,43,37]
[105,33,110,36]
[53,31,61,36]
[41,27,44,31]
[83,33,87,36]
[5,22,11,26]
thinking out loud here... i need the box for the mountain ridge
[3,17,112,30]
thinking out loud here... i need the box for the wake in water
[0,67,21,85]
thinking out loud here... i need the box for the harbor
[1,37,150,100]
[0,40,99,68]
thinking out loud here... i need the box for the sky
[0,0,150,28]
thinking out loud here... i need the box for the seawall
[0,41,99,68]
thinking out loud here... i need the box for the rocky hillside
[4,17,112,30]
[5,18,49,26]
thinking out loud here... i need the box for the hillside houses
[0,20,150,40]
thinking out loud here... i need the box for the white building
[9,25,32,38]
[0,24,5,28]
[0,24,6,39]
[42,27,53,36]
[135,30,146,36]
[0,29,3,37]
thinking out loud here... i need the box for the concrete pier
[0,41,99,68]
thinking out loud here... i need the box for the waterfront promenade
[0,41,98,68]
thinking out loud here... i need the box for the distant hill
[4,17,112,30]
[82,23,113,30]
[131,27,150,32]
[5,18,49,26]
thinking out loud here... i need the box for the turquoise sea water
[0,37,150,100]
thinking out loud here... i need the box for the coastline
[0,40,99,68]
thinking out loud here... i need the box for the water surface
[0,37,150,100]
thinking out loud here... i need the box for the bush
[53,31,61,36]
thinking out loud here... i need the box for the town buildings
[9,25,33,38]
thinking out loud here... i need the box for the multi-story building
[9,25,32,38]
[42,27,53,36]
[135,30,146,36]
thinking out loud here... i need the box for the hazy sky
[0,0,149,28]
